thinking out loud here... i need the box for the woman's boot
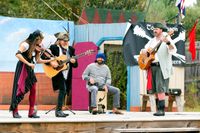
[13,106,21,118]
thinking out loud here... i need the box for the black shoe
[91,108,98,115]
[13,112,22,118]
[63,112,69,117]
[89,107,92,113]
[153,110,165,116]
[28,113,40,118]
[55,111,67,117]
[113,110,123,115]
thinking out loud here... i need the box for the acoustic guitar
[138,30,174,70]
[43,49,95,78]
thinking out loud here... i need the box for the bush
[106,51,127,110]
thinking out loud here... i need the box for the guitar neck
[149,30,174,54]
[149,40,162,53]
[63,52,88,64]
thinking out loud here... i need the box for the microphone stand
[45,96,76,115]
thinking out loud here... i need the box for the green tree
[106,51,127,110]
[0,0,82,21]
[84,0,147,11]
[0,0,147,22]
[144,0,200,40]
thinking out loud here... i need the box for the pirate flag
[123,22,186,66]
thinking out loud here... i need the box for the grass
[184,105,200,112]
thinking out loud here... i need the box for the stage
[0,110,200,133]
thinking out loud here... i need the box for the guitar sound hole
[57,60,63,65]
[147,52,150,57]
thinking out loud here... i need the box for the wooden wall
[0,72,57,109]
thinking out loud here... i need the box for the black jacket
[49,44,78,94]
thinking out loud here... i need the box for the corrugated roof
[75,23,128,44]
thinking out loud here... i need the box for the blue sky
[0,16,74,72]
[184,0,197,7]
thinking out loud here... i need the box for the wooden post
[142,95,149,111]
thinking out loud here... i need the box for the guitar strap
[154,41,162,53]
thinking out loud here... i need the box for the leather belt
[151,62,160,66]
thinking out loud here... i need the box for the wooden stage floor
[0,110,200,133]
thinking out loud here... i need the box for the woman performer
[10,30,54,118]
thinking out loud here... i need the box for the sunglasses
[63,40,69,42]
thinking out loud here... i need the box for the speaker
[96,90,107,113]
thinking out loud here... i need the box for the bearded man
[82,53,123,115]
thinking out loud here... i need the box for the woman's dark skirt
[9,61,37,111]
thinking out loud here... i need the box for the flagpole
[175,0,186,25]
[177,12,180,25]
[177,4,181,26]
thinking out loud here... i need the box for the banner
[123,22,186,66]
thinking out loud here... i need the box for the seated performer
[82,53,123,115]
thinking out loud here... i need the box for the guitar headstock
[160,20,174,36]
[168,29,174,36]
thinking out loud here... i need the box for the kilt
[147,65,169,94]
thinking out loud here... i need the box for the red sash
[147,67,152,91]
